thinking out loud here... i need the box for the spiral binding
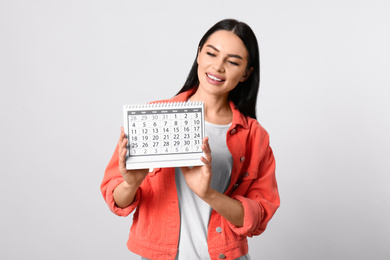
[124,101,203,110]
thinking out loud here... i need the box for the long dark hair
[176,19,260,119]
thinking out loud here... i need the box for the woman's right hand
[118,127,149,189]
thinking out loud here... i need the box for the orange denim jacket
[101,89,280,260]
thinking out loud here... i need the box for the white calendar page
[123,102,205,169]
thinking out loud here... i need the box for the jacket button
[216,227,222,233]
[240,157,245,162]
[230,128,236,135]
[219,254,226,259]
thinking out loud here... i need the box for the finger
[201,147,211,163]
[119,131,128,150]
[118,136,124,154]
[201,139,212,163]
[119,127,125,142]
[202,144,211,156]
[118,133,126,157]
[121,139,128,155]
[118,148,126,167]
[120,140,127,156]
[202,137,211,154]
[200,154,211,167]
[118,139,128,166]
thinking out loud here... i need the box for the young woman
[101,19,280,260]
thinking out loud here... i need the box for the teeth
[207,74,222,81]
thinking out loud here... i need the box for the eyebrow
[205,44,243,60]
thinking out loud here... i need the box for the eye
[228,60,239,66]
[206,52,216,57]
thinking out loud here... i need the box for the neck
[189,89,232,125]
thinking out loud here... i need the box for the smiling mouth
[207,73,225,82]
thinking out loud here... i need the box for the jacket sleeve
[100,144,140,217]
[228,131,280,237]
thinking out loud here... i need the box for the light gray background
[1,0,389,259]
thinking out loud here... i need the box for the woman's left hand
[181,136,245,227]
[180,137,214,199]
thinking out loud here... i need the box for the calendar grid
[123,102,205,169]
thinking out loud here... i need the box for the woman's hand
[118,127,149,188]
[181,136,245,227]
[180,137,214,199]
[114,127,149,208]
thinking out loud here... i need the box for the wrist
[122,180,140,190]
[201,188,217,202]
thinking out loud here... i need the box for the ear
[240,67,254,82]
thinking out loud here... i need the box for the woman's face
[197,30,252,98]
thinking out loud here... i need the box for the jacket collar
[229,100,249,130]
[171,88,196,102]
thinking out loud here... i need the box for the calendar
[123,101,205,169]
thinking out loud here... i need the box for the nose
[213,58,225,73]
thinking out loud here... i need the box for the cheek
[197,66,206,83]
[197,55,206,68]
[197,58,208,75]
[197,66,202,78]
[229,71,245,84]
